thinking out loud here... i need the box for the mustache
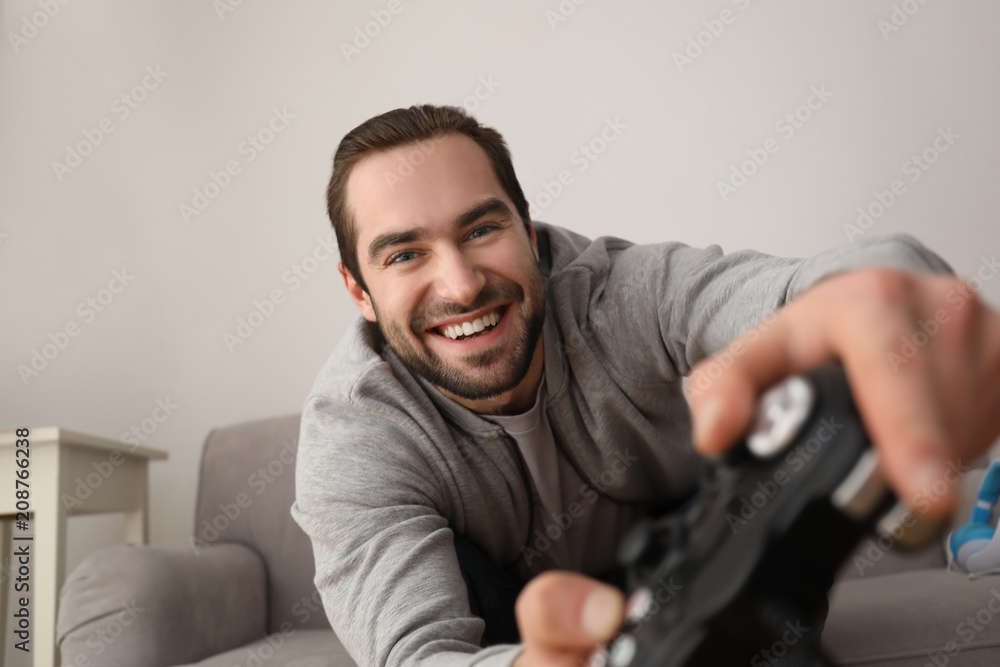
[412,279,525,332]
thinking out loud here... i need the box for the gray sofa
[56,414,1000,666]
[57,415,353,667]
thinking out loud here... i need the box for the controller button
[618,521,652,567]
[609,635,637,667]
[625,587,653,623]
[747,375,815,459]
[832,450,887,520]
[586,647,609,667]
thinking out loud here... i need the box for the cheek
[505,255,543,291]
[378,283,424,327]
[486,246,535,277]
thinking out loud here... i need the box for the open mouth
[435,306,506,341]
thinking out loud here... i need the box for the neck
[442,338,545,416]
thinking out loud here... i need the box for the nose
[432,246,486,306]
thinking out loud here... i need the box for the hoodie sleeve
[564,233,953,382]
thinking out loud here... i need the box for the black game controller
[599,362,939,667]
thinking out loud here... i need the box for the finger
[833,279,959,518]
[818,276,954,516]
[688,271,955,516]
[688,295,833,457]
[516,571,624,656]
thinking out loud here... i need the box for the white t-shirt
[486,378,636,580]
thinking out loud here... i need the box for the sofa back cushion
[194,413,330,632]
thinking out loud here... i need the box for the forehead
[346,133,510,243]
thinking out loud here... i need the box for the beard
[372,266,546,401]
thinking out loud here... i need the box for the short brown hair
[326,104,531,293]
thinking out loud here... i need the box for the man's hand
[513,571,624,667]
[687,268,1000,519]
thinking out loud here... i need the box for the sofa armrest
[57,542,267,667]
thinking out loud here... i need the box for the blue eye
[387,251,417,265]
[469,224,497,240]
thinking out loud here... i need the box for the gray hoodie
[291,221,952,667]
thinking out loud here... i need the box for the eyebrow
[366,197,514,265]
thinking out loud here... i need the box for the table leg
[122,465,149,544]
[0,517,11,647]
[34,446,66,667]
[122,509,147,544]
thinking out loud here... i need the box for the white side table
[0,427,167,667]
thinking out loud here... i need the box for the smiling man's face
[340,132,546,414]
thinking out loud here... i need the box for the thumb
[515,571,624,666]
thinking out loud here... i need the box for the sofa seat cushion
[824,570,1000,665]
[177,629,355,667]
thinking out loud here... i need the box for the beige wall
[1,0,998,596]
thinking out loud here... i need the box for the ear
[339,262,377,322]
[526,215,539,262]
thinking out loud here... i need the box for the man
[291,104,1000,667]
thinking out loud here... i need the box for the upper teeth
[441,310,501,340]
